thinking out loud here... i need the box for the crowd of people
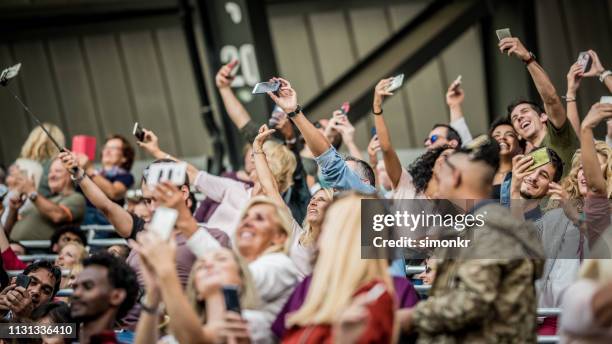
[0,35,611,343]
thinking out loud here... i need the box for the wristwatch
[286,105,302,118]
[28,191,38,202]
[70,168,87,184]
[600,70,612,83]
[523,52,536,65]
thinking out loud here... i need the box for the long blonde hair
[300,188,334,247]
[287,193,393,326]
[563,141,612,199]
[263,140,296,193]
[186,248,261,321]
[20,123,65,162]
[235,196,294,255]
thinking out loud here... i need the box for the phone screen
[496,28,512,41]
[577,52,592,73]
[386,74,405,92]
[133,123,145,142]
[252,81,280,94]
[16,274,31,289]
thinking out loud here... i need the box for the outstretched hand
[137,129,161,157]
[215,59,239,89]
[583,50,605,78]
[253,124,276,151]
[566,62,583,96]
[267,77,298,114]
[498,37,530,61]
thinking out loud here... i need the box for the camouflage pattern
[411,203,545,343]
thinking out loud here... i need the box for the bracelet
[600,70,612,83]
[373,108,383,115]
[562,96,576,102]
[253,149,265,154]
[70,169,86,184]
[140,300,162,315]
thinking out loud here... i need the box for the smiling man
[0,260,61,321]
[71,253,139,344]
[500,36,578,175]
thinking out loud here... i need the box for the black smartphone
[222,285,241,313]
[16,274,31,289]
[133,122,145,142]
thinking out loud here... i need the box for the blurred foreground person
[402,140,545,343]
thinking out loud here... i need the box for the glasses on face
[424,134,440,145]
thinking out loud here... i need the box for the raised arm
[252,125,286,207]
[583,50,612,93]
[500,37,566,128]
[58,152,134,238]
[372,78,403,188]
[267,78,331,157]
[446,80,473,144]
[580,103,612,195]
[565,62,583,137]
[216,60,252,130]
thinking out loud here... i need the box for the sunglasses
[424,134,440,145]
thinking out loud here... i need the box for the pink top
[193,171,252,237]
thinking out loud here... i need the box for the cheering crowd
[0,35,612,343]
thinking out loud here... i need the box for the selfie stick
[1,65,77,173]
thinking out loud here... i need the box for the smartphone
[229,59,240,78]
[146,162,187,187]
[252,81,280,94]
[340,102,351,115]
[451,75,462,92]
[365,283,386,302]
[133,123,145,142]
[577,52,592,74]
[496,28,512,41]
[526,147,551,172]
[0,63,21,86]
[601,96,612,104]
[16,274,31,289]
[149,207,178,240]
[386,74,405,93]
[222,285,241,313]
[370,127,377,138]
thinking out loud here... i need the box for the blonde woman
[55,241,88,288]
[282,193,395,344]
[136,128,297,237]
[1,159,43,226]
[134,244,269,344]
[252,124,333,277]
[20,123,65,197]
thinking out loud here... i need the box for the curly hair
[20,123,65,162]
[563,141,612,199]
[407,145,452,194]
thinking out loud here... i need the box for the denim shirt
[500,172,512,207]
[314,147,376,194]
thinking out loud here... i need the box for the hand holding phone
[133,123,146,142]
[386,74,405,93]
[0,63,21,86]
[496,28,512,41]
[228,59,240,78]
[450,75,462,93]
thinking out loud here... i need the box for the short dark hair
[50,226,87,249]
[82,253,139,320]
[106,135,135,171]
[506,99,545,120]
[345,156,376,187]
[546,147,564,183]
[488,116,526,152]
[458,139,500,173]
[24,261,62,297]
[432,124,462,147]
[31,301,72,323]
